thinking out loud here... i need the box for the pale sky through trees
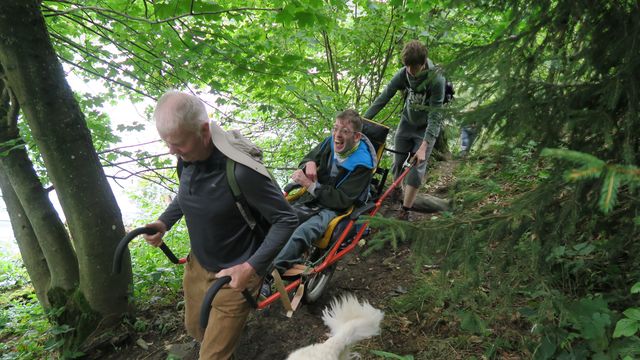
[0,72,231,256]
[0,75,159,256]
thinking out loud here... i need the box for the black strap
[225,158,258,231]
[384,146,412,156]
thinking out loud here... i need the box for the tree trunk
[432,128,452,161]
[0,143,79,290]
[0,0,132,331]
[0,168,51,308]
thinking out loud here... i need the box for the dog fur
[286,294,384,360]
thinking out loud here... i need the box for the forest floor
[86,158,526,360]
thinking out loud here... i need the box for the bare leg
[403,185,419,208]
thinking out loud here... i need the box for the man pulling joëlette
[144,91,298,360]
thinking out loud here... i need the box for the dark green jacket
[297,135,376,212]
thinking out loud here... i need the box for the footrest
[272,269,305,317]
[283,264,312,277]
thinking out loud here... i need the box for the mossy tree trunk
[0,0,133,351]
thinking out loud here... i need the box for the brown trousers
[183,254,261,360]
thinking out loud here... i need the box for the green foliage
[0,291,52,360]
[368,137,639,357]
[613,282,640,339]
[365,0,639,356]
[0,256,30,292]
[2,0,637,357]
[370,349,415,359]
[542,148,640,214]
[122,172,191,306]
[0,139,25,158]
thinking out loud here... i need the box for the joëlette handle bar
[199,276,258,329]
[112,227,257,329]
[112,226,184,274]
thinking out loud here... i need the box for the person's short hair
[154,91,208,136]
[401,40,428,67]
[336,109,363,133]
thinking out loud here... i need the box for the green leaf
[404,12,421,26]
[0,142,26,158]
[275,4,296,24]
[459,310,487,335]
[50,324,74,335]
[631,282,640,294]
[533,335,557,360]
[370,350,414,359]
[294,11,316,27]
[613,319,639,338]
[623,308,640,321]
[573,242,595,256]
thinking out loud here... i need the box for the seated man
[273,109,377,272]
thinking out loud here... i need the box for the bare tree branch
[97,139,162,155]
[43,1,282,25]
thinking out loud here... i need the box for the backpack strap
[226,158,258,230]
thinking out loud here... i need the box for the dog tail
[322,294,384,349]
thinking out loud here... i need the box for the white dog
[286,294,384,360]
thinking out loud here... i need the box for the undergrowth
[0,185,189,360]
[367,142,640,359]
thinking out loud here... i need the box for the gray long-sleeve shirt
[158,150,298,275]
[364,59,446,143]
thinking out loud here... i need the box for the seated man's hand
[143,220,167,247]
[291,169,313,188]
[304,161,318,182]
[216,262,256,291]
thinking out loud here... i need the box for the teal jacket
[297,135,377,212]
[364,59,446,143]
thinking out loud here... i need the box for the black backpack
[443,79,455,104]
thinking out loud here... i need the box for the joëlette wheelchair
[112,118,416,329]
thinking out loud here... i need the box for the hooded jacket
[296,134,377,212]
[364,58,446,143]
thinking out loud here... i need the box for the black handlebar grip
[112,227,158,274]
[159,243,181,264]
[199,276,258,329]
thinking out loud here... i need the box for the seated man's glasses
[332,127,355,136]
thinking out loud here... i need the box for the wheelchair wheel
[303,263,336,304]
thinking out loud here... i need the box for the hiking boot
[259,279,272,299]
[397,206,414,222]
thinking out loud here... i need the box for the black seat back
[361,118,390,199]
[361,118,390,162]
